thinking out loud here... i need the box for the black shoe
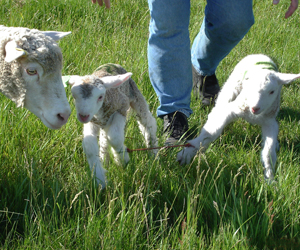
[163,111,189,146]
[192,65,220,106]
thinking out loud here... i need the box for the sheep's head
[242,69,300,115]
[68,73,132,123]
[2,29,72,129]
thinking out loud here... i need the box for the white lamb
[177,54,300,181]
[67,63,158,188]
[0,25,71,129]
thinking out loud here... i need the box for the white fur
[0,26,71,129]
[68,67,158,188]
[177,54,300,181]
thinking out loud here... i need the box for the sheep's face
[21,59,71,129]
[70,76,107,123]
[243,70,300,115]
[3,30,72,129]
[68,72,132,124]
[243,71,280,115]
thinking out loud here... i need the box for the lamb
[67,63,158,188]
[0,25,71,129]
[177,54,300,181]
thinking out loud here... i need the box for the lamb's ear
[101,72,132,89]
[275,72,300,85]
[65,75,82,86]
[42,31,71,41]
[5,41,27,62]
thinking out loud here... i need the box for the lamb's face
[70,76,106,123]
[243,71,281,115]
[21,59,71,129]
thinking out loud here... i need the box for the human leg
[148,0,192,118]
[148,0,192,144]
[192,0,254,104]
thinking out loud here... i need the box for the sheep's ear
[275,72,300,85]
[66,75,82,86]
[4,41,27,62]
[42,31,71,41]
[101,72,132,89]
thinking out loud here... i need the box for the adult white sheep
[67,63,158,188]
[177,54,300,181]
[0,25,71,129]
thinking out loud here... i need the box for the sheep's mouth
[41,114,64,130]
[78,113,90,123]
[250,108,261,115]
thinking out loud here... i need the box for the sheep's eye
[98,95,103,101]
[269,91,274,95]
[26,69,37,75]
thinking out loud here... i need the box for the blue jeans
[148,0,254,118]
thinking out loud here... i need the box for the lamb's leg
[136,113,158,155]
[261,120,279,181]
[83,122,107,188]
[99,128,109,164]
[131,100,158,155]
[177,103,239,164]
[105,112,129,164]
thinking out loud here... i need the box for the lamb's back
[91,64,133,125]
[93,63,140,102]
[216,54,277,106]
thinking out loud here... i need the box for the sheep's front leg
[105,112,129,165]
[261,120,279,181]
[99,128,109,164]
[83,122,107,188]
[177,103,238,164]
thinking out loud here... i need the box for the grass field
[1,0,300,249]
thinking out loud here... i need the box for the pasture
[1,0,300,249]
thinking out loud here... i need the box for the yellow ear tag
[4,43,28,63]
[16,48,28,57]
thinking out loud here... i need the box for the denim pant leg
[148,0,193,118]
[191,0,254,76]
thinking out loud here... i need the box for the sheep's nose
[57,112,70,124]
[251,107,260,114]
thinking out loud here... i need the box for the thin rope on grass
[126,143,195,153]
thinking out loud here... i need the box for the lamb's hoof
[98,182,106,190]
[151,148,159,155]
[124,152,130,165]
[176,146,198,165]
[264,169,275,184]
[94,168,107,190]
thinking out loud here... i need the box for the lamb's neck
[264,96,280,118]
[91,109,109,127]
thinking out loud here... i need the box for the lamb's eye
[26,69,37,75]
[269,91,274,95]
[98,95,103,101]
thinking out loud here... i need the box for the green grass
[1,0,300,249]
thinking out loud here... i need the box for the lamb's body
[0,25,71,129]
[177,54,300,180]
[68,64,158,188]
